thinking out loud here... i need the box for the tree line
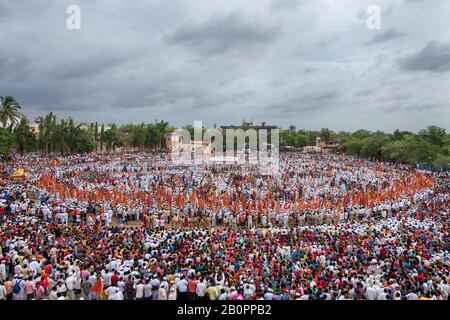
[0,97,173,158]
[1,96,449,169]
[280,126,449,169]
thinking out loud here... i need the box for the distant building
[30,123,40,135]
[171,134,212,162]
[30,122,112,136]
[220,121,278,131]
[165,133,172,150]
[190,140,212,156]
[303,137,322,153]
[319,139,340,153]
[303,137,340,153]
[80,124,111,131]
[220,121,279,152]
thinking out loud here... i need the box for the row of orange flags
[38,172,434,214]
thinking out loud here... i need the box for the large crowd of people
[0,153,448,300]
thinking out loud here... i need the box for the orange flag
[167,193,172,208]
[91,277,104,296]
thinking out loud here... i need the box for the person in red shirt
[39,276,49,292]
[188,276,197,300]
[111,272,119,286]
[44,263,52,276]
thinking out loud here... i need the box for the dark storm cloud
[0,0,448,131]
[398,41,450,73]
[366,29,405,45]
[3,82,69,111]
[166,12,281,57]
[0,53,32,82]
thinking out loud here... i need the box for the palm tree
[1,96,24,159]
[0,96,23,129]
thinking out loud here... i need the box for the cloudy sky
[1,0,449,132]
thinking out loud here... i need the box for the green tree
[94,122,99,151]
[288,125,296,134]
[320,128,332,144]
[73,127,95,153]
[54,119,69,154]
[0,96,23,129]
[0,129,14,159]
[419,125,446,147]
[1,96,24,157]
[294,134,309,148]
[129,123,146,150]
[101,124,121,151]
[360,131,389,159]
[37,113,57,155]
[381,140,410,163]
[434,153,450,169]
[100,124,105,152]
[14,117,36,155]
[409,136,441,164]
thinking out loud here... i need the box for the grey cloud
[357,9,366,20]
[383,104,441,113]
[403,0,427,3]
[0,0,58,18]
[316,91,338,101]
[262,90,339,115]
[367,29,405,45]
[0,4,10,18]
[357,4,396,20]
[0,54,33,82]
[0,0,449,131]
[166,12,281,57]
[270,0,301,12]
[3,82,68,111]
[398,41,450,73]
[48,50,140,80]
[303,67,316,74]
